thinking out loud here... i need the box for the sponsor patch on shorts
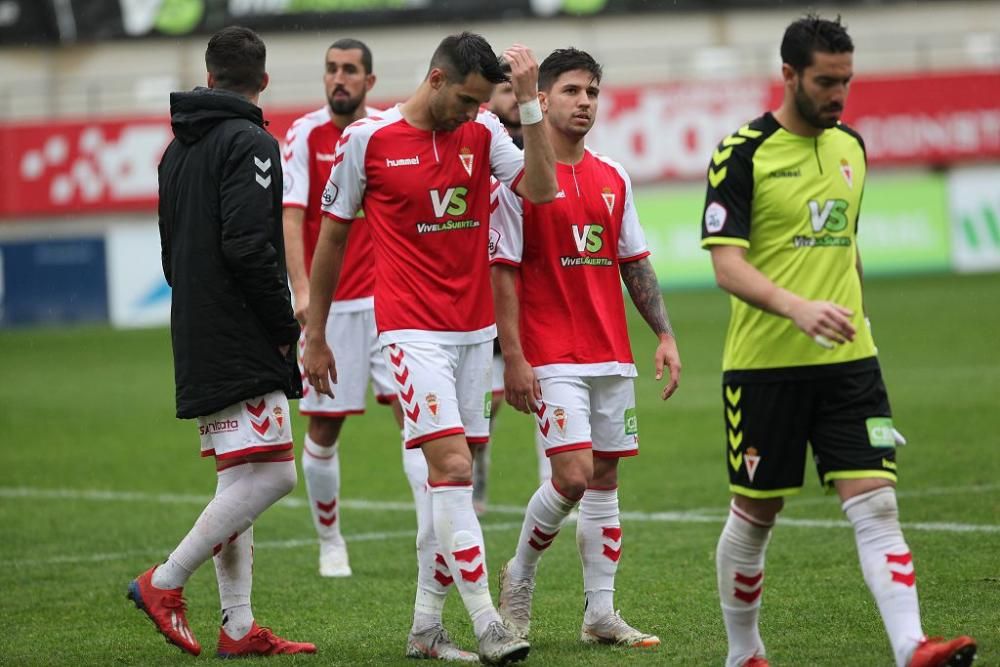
[624,407,638,436]
[866,417,895,447]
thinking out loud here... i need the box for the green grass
[1,272,998,666]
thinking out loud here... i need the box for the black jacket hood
[169,87,264,145]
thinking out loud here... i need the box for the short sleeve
[320,123,368,223]
[700,138,754,249]
[281,118,311,208]
[479,111,524,190]
[615,169,649,262]
[489,178,523,266]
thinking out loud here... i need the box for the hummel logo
[254,155,272,188]
[386,156,420,167]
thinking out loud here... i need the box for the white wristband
[518,98,543,125]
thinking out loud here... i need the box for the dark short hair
[539,47,603,92]
[429,32,508,85]
[780,14,854,71]
[329,38,373,74]
[205,26,266,95]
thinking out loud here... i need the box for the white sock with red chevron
[843,487,924,667]
[213,466,255,641]
[577,487,620,625]
[510,480,578,580]
[402,439,450,633]
[302,434,342,543]
[716,501,772,667]
[430,483,500,639]
[153,460,297,590]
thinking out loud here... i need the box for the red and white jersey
[282,106,380,311]
[490,149,649,379]
[320,106,525,345]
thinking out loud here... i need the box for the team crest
[273,406,284,429]
[601,186,615,215]
[840,158,853,189]
[459,147,474,177]
[425,393,439,422]
[745,446,761,482]
[553,407,567,435]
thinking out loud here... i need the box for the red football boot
[127,565,201,656]
[742,656,770,667]
[909,636,977,667]
[217,622,317,658]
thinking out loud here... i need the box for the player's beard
[328,89,364,116]
[493,108,520,131]
[793,81,842,130]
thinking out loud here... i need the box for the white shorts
[532,375,639,459]
[198,390,295,461]
[298,308,396,417]
[383,340,492,449]
[491,353,505,395]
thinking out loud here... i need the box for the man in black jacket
[127,26,313,659]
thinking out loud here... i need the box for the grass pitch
[1,272,998,666]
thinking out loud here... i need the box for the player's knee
[734,494,783,522]
[257,460,298,501]
[435,453,473,482]
[552,468,589,500]
[843,485,897,519]
[309,417,343,446]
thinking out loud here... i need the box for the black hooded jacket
[159,87,302,419]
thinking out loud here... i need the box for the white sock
[843,487,924,667]
[221,604,254,641]
[213,466,255,640]
[510,480,578,580]
[536,440,552,483]
[402,440,450,631]
[577,487,620,625]
[152,460,297,590]
[717,501,772,667]
[303,435,342,543]
[430,484,500,638]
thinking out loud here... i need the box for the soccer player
[283,38,472,662]
[303,32,558,665]
[491,47,681,648]
[472,74,551,517]
[128,26,314,658]
[701,15,977,667]
[281,39,404,579]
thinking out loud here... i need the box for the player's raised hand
[303,336,337,399]
[654,335,681,400]
[504,355,542,414]
[790,299,856,347]
[501,44,539,103]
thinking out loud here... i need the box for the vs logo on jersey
[808,199,849,233]
[429,187,469,218]
[572,224,604,253]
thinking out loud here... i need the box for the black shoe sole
[946,644,977,667]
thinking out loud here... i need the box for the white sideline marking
[0,522,525,568]
[1,482,997,570]
[5,482,999,514]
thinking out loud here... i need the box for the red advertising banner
[2,70,998,218]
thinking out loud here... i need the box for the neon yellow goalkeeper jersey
[700,112,877,373]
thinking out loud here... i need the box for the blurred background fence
[1,0,998,327]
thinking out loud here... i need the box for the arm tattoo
[620,258,674,338]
